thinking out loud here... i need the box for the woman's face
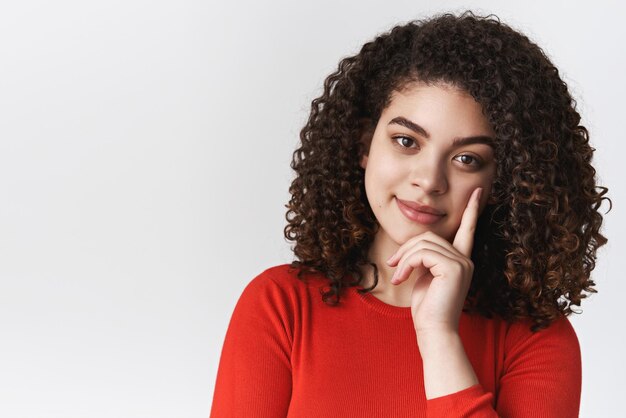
[360,82,497,245]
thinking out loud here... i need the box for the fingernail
[386,254,395,265]
[476,188,483,201]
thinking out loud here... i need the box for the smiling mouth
[395,197,446,225]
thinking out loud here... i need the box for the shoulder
[235,264,328,312]
[245,263,328,293]
[503,315,581,369]
[505,315,579,346]
[227,264,331,344]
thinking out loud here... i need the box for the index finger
[452,187,482,256]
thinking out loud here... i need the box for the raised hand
[386,187,482,335]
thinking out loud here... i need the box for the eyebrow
[388,116,496,148]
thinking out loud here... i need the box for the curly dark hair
[283,11,610,332]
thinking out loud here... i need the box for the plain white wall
[0,0,623,417]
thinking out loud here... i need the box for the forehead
[383,82,494,136]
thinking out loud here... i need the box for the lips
[395,197,446,225]
[395,198,445,215]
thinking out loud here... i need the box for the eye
[454,154,482,167]
[393,136,418,149]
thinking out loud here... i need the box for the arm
[387,189,498,415]
[418,330,480,399]
[210,273,293,418]
[421,316,581,418]
[387,190,581,416]
[495,316,581,417]
[418,329,497,417]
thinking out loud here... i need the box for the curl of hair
[283,11,610,332]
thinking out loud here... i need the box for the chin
[391,230,422,246]
[398,225,451,244]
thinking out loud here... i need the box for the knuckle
[418,231,433,240]
[415,241,428,251]
[424,231,437,240]
[451,262,464,274]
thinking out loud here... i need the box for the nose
[410,157,448,195]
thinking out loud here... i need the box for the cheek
[364,155,400,192]
[451,176,494,219]
[450,180,484,212]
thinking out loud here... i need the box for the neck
[360,231,422,307]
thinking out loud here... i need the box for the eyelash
[392,136,483,167]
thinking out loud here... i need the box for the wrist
[416,328,478,399]
[416,328,460,353]
[416,326,458,341]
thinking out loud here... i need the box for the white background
[0,1,623,417]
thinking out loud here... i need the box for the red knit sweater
[210,264,581,417]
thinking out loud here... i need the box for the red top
[210,264,581,417]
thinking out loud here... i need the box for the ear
[358,119,374,170]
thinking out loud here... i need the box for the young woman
[210,11,609,417]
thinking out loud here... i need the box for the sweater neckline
[351,286,413,319]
